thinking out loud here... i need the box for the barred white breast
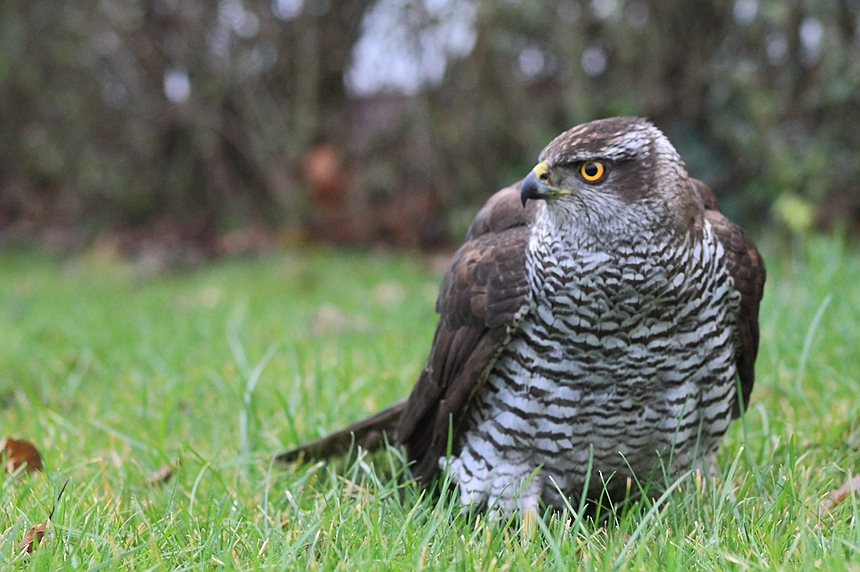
[446,210,741,514]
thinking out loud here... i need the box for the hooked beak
[520,160,569,206]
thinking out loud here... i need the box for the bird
[278,117,766,517]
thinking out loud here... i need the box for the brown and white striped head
[520,117,696,237]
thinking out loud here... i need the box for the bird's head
[521,117,694,236]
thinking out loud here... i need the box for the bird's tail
[275,400,406,463]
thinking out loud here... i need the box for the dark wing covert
[395,183,538,479]
[693,178,766,418]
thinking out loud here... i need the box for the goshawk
[279,117,766,516]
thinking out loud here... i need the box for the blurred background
[1,0,858,259]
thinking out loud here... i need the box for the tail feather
[276,400,406,463]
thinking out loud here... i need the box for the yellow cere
[533,161,550,183]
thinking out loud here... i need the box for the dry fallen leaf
[371,281,406,305]
[19,521,48,554]
[147,460,179,486]
[309,304,369,335]
[1,437,43,474]
[820,475,860,515]
[19,478,68,555]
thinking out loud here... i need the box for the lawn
[1,235,860,570]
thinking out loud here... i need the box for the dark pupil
[584,163,599,177]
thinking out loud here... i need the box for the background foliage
[1,0,858,248]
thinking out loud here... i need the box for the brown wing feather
[694,179,766,418]
[394,183,538,480]
[276,183,536,472]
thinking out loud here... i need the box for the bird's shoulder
[436,184,539,337]
[691,178,765,308]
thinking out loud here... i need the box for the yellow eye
[580,161,605,182]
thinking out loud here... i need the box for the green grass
[1,236,860,570]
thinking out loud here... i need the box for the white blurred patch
[346,0,477,96]
[518,46,546,79]
[800,17,824,65]
[219,0,259,39]
[733,0,757,25]
[581,44,607,77]
[272,0,302,20]
[163,68,191,103]
[765,30,788,65]
[591,0,618,20]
